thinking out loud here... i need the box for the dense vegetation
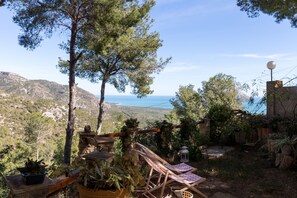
[0,88,170,166]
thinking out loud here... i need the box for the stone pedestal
[95,137,115,152]
[78,132,97,157]
[78,126,115,158]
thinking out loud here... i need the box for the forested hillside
[0,72,99,113]
[0,72,170,174]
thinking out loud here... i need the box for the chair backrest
[133,146,207,198]
[134,148,194,183]
[134,143,169,165]
[133,149,169,176]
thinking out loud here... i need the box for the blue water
[104,95,267,113]
[242,99,267,114]
[105,95,174,109]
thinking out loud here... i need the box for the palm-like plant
[17,158,46,175]
[77,152,143,192]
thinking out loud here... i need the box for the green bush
[208,104,234,144]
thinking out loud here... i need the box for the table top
[83,151,114,161]
[4,175,53,195]
[95,137,115,144]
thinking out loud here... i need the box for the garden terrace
[45,146,297,198]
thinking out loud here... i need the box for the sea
[105,95,174,109]
[104,95,266,113]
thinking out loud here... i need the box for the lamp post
[267,61,276,116]
[267,61,276,81]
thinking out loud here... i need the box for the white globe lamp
[267,61,276,81]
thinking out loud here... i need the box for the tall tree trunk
[64,10,78,165]
[36,147,39,161]
[97,78,107,134]
[36,131,40,161]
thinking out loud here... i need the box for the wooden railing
[48,169,79,196]
[95,124,181,138]
[95,128,161,138]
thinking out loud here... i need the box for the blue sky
[1,0,297,96]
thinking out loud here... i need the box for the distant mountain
[0,71,99,112]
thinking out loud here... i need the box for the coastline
[103,95,174,109]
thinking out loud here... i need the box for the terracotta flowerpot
[77,183,130,198]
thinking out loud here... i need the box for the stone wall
[266,80,297,118]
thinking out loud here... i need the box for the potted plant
[17,158,47,185]
[76,151,143,198]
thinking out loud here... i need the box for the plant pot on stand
[17,158,47,185]
[76,151,142,198]
[77,183,129,198]
[18,167,47,185]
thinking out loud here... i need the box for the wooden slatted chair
[134,149,207,198]
[134,143,196,174]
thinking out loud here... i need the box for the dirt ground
[134,147,297,198]
[197,148,297,198]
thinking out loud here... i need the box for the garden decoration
[179,146,190,163]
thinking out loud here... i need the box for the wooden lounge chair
[134,149,207,198]
[134,143,197,174]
